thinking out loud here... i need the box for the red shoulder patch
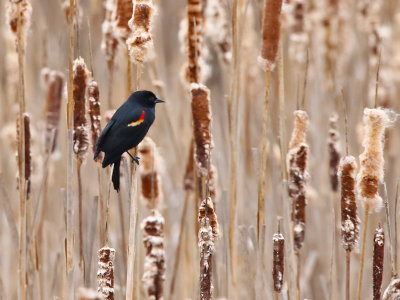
[128,110,145,127]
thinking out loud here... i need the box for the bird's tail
[112,158,121,192]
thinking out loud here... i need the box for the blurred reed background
[0,0,400,299]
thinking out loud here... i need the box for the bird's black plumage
[94,90,164,191]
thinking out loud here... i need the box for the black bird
[94,90,164,191]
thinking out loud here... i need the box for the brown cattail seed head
[205,0,232,64]
[190,83,213,176]
[141,210,166,300]
[198,214,216,300]
[287,110,309,253]
[357,108,392,210]
[138,137,163,209]
[77,287,105,300]
[373,226,385,300]
[272,232,285,292]
[339,156,360,252]
[127,0,155,64]
[183,141,195,192]
[328,113,341,192]
[61,0,82,25]
[259,0,283,71]
[102,0,119,71]
[72,57,90,158]
[115,0,133,41]
[208,164,218,201]
[198,197,219,238]
[97,247,115,300]
[42,69,64,153]
[24,113,31,196]
[88,81,102,157]
[6,0,32,49]
[382,278,400,300]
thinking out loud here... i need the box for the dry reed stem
[97,247,115,300]
[339,156,360,252]
[61,0,81,25]
[259,0,283,71]
[346,250,351,300]
[382,278,400,300]
[373,226,385,300]
[357,108,392,210]
[23,113,31,198]
[88,81,102,157]
[272,232,285,293]
[198,198,218,300]
[115,0,133,41]
[77,287,105,300]
[141,210,166,300]
[73,57,90,158]
[358,206,370,300]
[190,84,213,176]
[328,113,341,192]
[42,69,64,153]
[184,140,195,192]
[138,137,163,209]
[127,0,155,64]
[257,70,271,243]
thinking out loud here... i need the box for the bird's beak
[155,98,165,104]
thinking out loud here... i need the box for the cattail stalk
[373,226,385,300]
[73,57,90,273]
[287,110,309,300]
[186,0,203,83]
[257,0,283,244]
[97,247,115,300]
[357,108,392,300]
[142,210,166,300]
[198,198,219,300]
[7,1,32,298]
[339,156,360,300]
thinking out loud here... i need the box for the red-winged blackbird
[94,90,164,191]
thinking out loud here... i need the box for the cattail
[339,156,360,252]
[102,0,119,71]
[382,278,400,300]
[185,0,205,83]
[373,226,385,300]
[88,81,102,156]
[204,0,232,65]
[288,0,308,68]
[23,113,31,197]
[78,287,105,300]
[97,247,115,300]
[126,0,155,64]
[115,0,133,41]
[61,0,81,25]
[42,68,64,153]
[190,83,213,176]
[6,0,32,48]
[183,140,195,192]
[208,164,218,201]
[138,137,163,209]
[287,110,309,252]
[357,108,392,210]
[272,232,285,293]
[72,57,90,158]
[328,113,341,192]
[198,198,218,300]
[258,0,283,71]
[198,197,219,238]
[141,210,166,300]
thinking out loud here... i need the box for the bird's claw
[132,156,140,165]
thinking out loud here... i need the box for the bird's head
[130,90,164,107]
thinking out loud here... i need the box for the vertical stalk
[346,250,350,300]
[357,206,370,300]
[77,158,84,277]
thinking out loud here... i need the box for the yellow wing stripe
[128,110,145,127]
